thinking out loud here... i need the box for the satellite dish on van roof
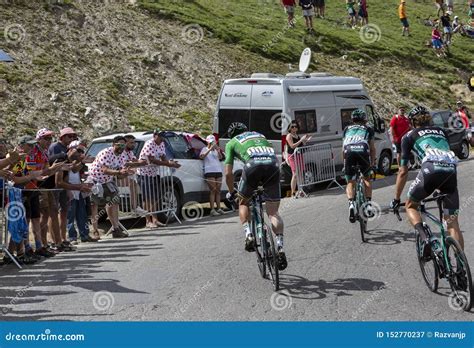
[299,48,311,73]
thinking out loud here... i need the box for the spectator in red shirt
[456,100,472,129]
[389,107,412,165]
[281,0,296,28]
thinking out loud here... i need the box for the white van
[212,72,394,188]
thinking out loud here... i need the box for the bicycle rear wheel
[445,236,473,311]
[416,233,439,292]
[265,224,279,292]
[356,183,367,243]
[252,220,266,279]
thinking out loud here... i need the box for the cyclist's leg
[407,163,435,251]
[237,163,257,251]
[440,169,463,249]
[344,151,357,200]
[266,201,283,235]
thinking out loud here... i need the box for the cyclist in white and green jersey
[391,106,463,258]
[224,122,287,270]
[342,109,377,223]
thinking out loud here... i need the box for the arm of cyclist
[392,134,412,205]
[224,140,236,200]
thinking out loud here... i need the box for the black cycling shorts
[238,157,281,202]
[407,161,459,215]
[344,147,371,181]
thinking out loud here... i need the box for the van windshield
[218,109,281,140]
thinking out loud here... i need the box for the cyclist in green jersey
[390,106,462,257]
[342,109,377,222]
[224,122,287,270]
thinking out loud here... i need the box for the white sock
[243,223,251,237]
[276,235,284,248]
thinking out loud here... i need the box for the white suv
[85,131,243,220]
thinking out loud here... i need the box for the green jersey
[224,131,276,165]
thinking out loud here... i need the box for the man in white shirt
[137,129,180,229]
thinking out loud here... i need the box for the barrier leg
[327,178,345,191]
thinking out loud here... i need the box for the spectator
[470,0,474,18]
[55,141,97,243]
[33,128,67,256]
[452,15,462,33]
[200,135,224,216]
[389,107,411,166]
[49,127,78,247]
[88,136,133,238]
[286,121,311,198]
[299,0,315,33]
[469,72,474,91]
[431,25,445,57]
[456,100,472,129]
[121,134,146,216]
[314,0,325,18]
[281,0,296,28]
[446,0,454,13]
[5,136,50,264]
[440,11,452,45]
[399,0,410,37]
[358,0,368,26]
[346,0,357,29]
[137,129,180,229]
[435,0,445,17]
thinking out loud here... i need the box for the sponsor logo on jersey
[418,129,444,137]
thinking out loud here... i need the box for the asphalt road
[1,158,474,321]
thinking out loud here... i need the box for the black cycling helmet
[408,105,429,120]
[227,122,248,138]
[351,109,367,122]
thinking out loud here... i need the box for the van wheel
[377,151,392,176]
[458,140,470,160]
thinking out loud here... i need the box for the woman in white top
[200,135,224,216]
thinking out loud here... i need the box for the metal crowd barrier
[114,164,181,227]
[293,143,343,197]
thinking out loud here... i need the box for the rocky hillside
[0,0,472,142]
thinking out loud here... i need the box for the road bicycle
[352,165,375,243]
[249,186,279,291]
[393,193,473,311]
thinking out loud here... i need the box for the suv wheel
[458,140,470,160]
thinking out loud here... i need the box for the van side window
[365,105,375,128]
[294,110,317,133]
[341,109,357,130]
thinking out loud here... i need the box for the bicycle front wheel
[416,233,439,292]
[265,224,279,292]
[445,236,473,311]
[356,184,367,243]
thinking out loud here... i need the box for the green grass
[139,0,473,83]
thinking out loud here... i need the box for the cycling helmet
[227,122,248,138]
[408,105,429,120]
[351,109,367,122]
